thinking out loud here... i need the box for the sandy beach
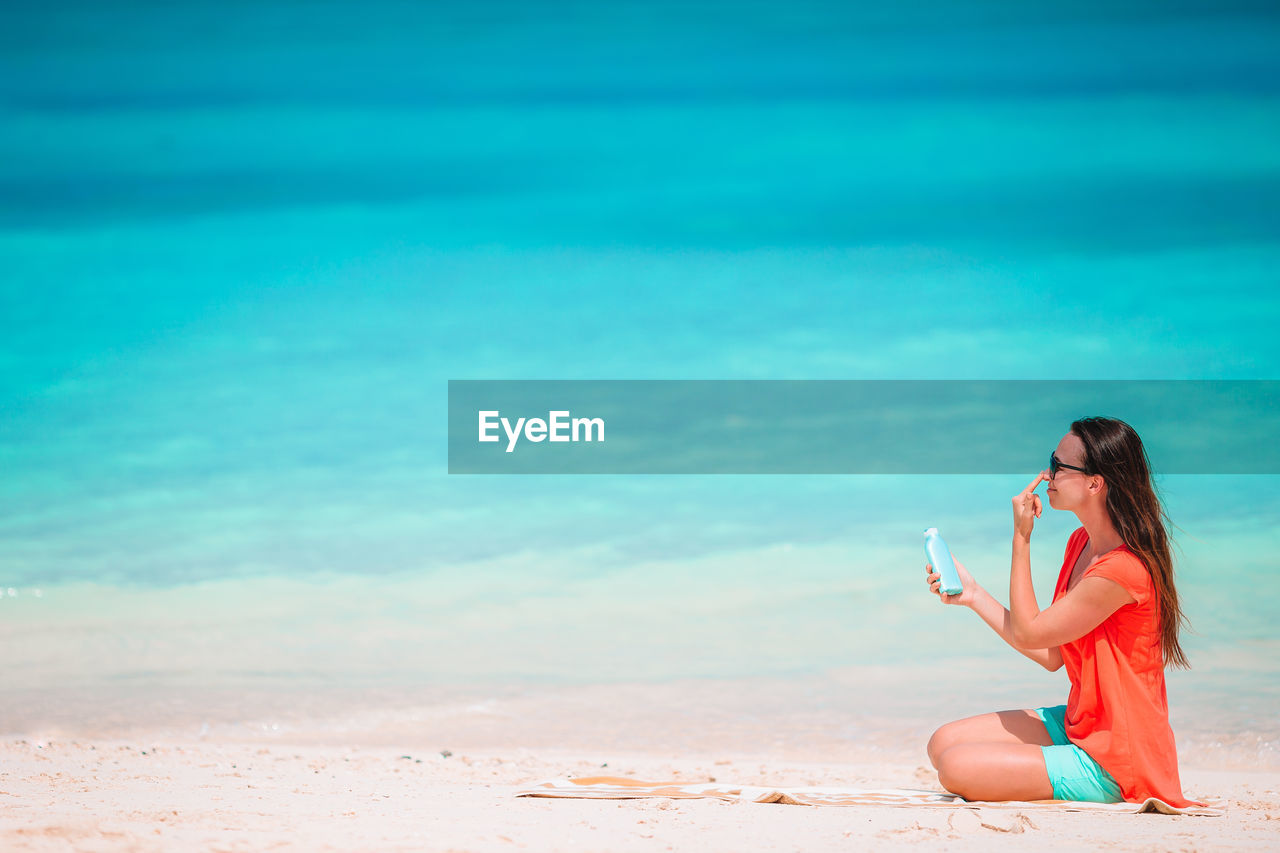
[5,2,1280,850]
[3,677,1277,852]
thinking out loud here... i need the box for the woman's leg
[934,742,1056,801]
[926,709,1058,802]
[927,709,1055,767]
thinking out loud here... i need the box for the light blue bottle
[924,528,963,596]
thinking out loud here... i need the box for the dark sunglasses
[1049,453,1091,478]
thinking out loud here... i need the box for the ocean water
[2,1,1279,758]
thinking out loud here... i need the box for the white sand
[3,740,1277,852]
[2,678,1277,851]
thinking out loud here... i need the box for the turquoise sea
[1,1,1278,760]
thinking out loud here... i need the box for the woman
[923,417,1203,807]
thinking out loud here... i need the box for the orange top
[1053,527,1202,807]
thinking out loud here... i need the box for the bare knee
[934,746,968,797]
[927,722,959,768]
[936,745,989,800]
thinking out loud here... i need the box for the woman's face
[1045,432,1092,509]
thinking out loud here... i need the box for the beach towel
[515,776,1225,816]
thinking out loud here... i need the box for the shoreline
[3,670,1276,768]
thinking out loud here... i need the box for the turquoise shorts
[1034,705,1125,803]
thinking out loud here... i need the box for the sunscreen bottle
[924,528,963,596]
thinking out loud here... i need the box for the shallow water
[2,2,1278,752]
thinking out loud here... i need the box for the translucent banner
[447,380,1279,474]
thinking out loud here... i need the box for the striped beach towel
[515,776,1225,816]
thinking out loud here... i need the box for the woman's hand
[1012,472,1047,540]
[925,554,978,608]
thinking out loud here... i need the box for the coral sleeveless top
[1053,527,1202,807]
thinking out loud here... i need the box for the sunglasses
[1049,453,1091,478]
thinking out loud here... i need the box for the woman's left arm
[1011,554,1134,648]
[1009,473,1134,649]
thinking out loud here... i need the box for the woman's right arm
[926,560,1064,672]
[967,585,1064,671]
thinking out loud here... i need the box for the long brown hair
[1071,417,1192,670]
